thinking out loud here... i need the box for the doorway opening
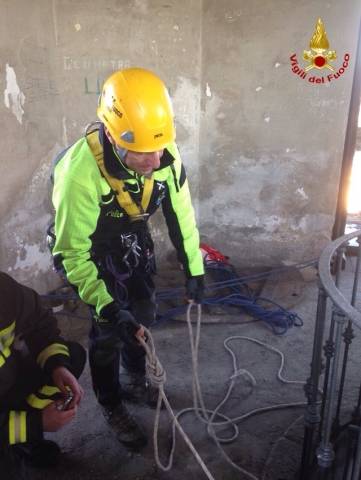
[333,20,361,241]
[345,110,361,240]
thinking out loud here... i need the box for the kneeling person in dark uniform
[0,272,86,479]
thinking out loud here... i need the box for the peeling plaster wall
[0,0,360,290]
[0,0,201,290]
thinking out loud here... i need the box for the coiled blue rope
[156,260,308,335]
[42,258,314,335]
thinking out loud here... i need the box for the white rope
[139,322,216,480]
[139,303,312,480]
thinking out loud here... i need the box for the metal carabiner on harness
[129,213,150,222]
[121,233,142,270]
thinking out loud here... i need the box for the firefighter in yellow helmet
[51,68,204,450]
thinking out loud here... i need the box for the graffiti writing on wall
[63,56,130,71]
[63,56,131,95]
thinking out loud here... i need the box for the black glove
[99,302,141,345]
[186,275,205,304]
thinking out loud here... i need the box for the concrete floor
[27,266,327,480]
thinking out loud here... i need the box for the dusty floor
[26,262,358,480]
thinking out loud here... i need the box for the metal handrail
[300,228,361,479]
[318,229,361,328]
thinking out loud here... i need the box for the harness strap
[86,130,154,218]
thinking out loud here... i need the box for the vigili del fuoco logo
[290,18,350,84]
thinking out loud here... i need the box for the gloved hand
[99,302,141,345]
[185,275,205,304]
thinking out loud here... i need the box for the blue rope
[42,259,313,335]
[155,260,307,335]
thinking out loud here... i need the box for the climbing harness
[85,125,153,221]
[85,124,156,280]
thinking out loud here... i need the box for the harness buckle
[129,213,150,222]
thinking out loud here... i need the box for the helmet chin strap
[112,145,130,172]
[113,144,128,162]
[104,125,129,164]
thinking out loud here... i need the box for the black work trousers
[88,271,156,405]
[0,341,86,478]
[0,447,27,480]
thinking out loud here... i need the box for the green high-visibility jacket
[52,127,204,314]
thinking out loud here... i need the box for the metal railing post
[299,285,328,479]
[316,308,347,470]
[299,229,361,477]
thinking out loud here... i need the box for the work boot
[101,402,147,450]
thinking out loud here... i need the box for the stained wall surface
[0,0,360,290]
[199,1,360,266]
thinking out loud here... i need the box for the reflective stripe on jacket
[0,272,70,446]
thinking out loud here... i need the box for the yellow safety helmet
[97,68,176,152]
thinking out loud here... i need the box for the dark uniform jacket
[0,273,71,446]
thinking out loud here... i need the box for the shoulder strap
[86,130,154,219]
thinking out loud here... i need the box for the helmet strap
[112,145,130,171]
[113,144,128,162]
[104,125,129,163]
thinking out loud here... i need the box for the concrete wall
[0,0,360,290]
[199,0,360,266]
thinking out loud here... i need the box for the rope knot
[140,327,166,388]
[146,356,166,388]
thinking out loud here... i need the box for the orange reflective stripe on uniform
[86,130,154,218]
[9,411,27,444]
[37,342,69,369]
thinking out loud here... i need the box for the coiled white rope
[139,303,311,480]
[139,314,216,480]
